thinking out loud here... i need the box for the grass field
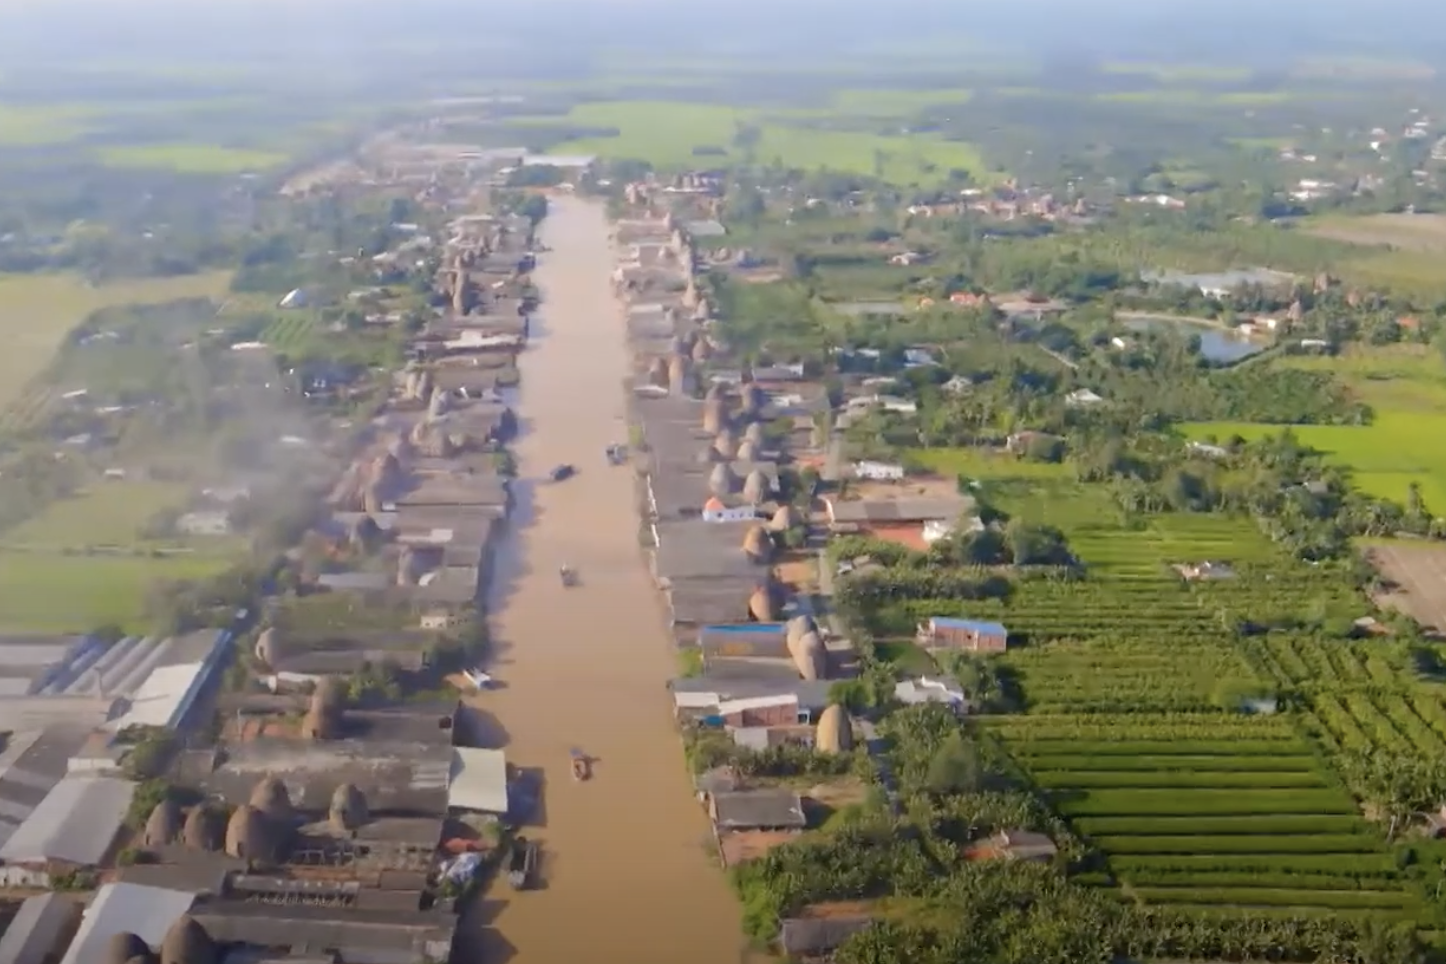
[905,446,1074,481]
[1185,344,1446,512]
[1308,213,1446,253]
[0,552,232,633]
[0,270,232,416]
[0,103,96,145]
[3,483,205,547]
[95,143,289,173]
[538,100,991,182]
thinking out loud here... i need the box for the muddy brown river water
[467,197,746,964]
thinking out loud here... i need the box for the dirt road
[468,197,744,964]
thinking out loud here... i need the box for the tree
[925,731,982,795]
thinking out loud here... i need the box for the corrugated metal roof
[59,882,196,964]
[0,775,135,865]
[448,748,508,814]
[0,893,79,964]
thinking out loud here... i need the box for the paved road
[463,197,744,964]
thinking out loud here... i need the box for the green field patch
[1112,853,1399,875]
[1095,835,1379,855]
[541,99,989,182]
[1121,871,1397,891]
[0,553,232,634]
[1011,739,1305,757]
[1057,788,1358,817]
[0,270,233,416]
[1184,411,1446,513]
[905,446,1072,481]
[96,143,289,173]
[0,103,96,145]
[1076,815,1368,836]
[1131,886,1411,910]
[4,483,194,546]
[1036,771,1326,790]
[829,88,974,114]
[1028,754,1320,773]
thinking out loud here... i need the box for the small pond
[1124,316,1267,365]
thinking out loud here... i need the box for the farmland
[0,482,239,550]
[0,552,232,634]
[259,313,318,352]
[1185,344,1446,514]
[0,270,233,420]
[994,714,1417,918]
[95,142,290,174]
[537,100,991,183]
[835,462,1439,920]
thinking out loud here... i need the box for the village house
[1065,388,1104,407]
[824,495,980,548]
[701,497,761,523]
[917,617,1009,653]
[851,460,906,482]
[894,676,969,712]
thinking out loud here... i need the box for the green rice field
[536,100,990,183]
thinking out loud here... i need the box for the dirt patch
[804,778,871,808]
[1308,214,1446,253]
[858,522,928,550]
[795,898,880,919]
[1364,543,1446,633]
[718,829,803,866]
[774,557,816,590]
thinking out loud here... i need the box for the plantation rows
[261,315,314,349]
[1002,638,1255,712]
[1240,635,1406,692]
[1307,690,1446,755]
[1001,716,1409,916]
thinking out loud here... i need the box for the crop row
[1094,834,1379,855]
[1034,770,1326,790]
[1131,886,1412,910]
[262,316,314,348]
[1010,739,1305,757]
[1141,903,1408,921]
[1056,788,1357,817]
[993,723,1295,743]
[1119,871,1400,892]
[1110,853,1400,875]
[1075,815,1368,836]
[1028,754,1318,773]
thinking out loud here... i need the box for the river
[464,197,745,964]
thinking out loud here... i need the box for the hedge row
[1119,870,1402,892]
[1057,788,1356,817]
[1110,853,1399,875]
[1034,770,1326,790]
[1007,739,1304,757]
[1026,753,1319,773]
[1133,886,1414,910]
[1096,834,1380,855]
[1075,814,1368,836]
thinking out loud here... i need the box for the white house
[879,395,918,414]
[1065,389,1104,407]
[903,348,938,367]
[895,676,969,712]
[278,288,308,309]
[1187,441,1229,459]
[702,497,759,523]
[852,461,905,481]
[942,375,974,394]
